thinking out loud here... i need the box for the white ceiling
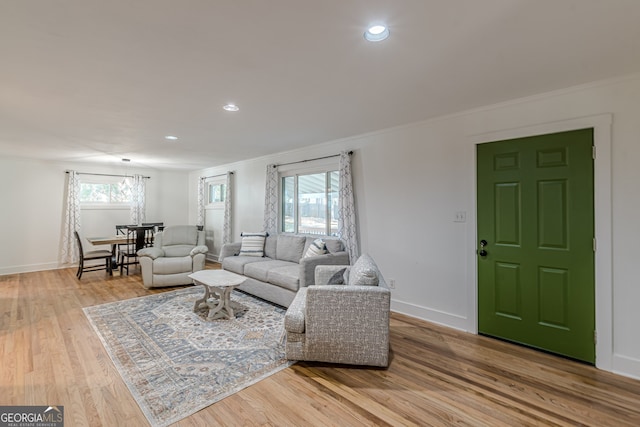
[2,0,640,171]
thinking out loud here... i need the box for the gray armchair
[284,254,391,367]
[137,225,208,288]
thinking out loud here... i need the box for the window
[79,177,131,207]
[281,170,339,236]
[208,182,226,204]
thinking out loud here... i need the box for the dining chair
[119,225,155,275]
[142,222,164,232]
[142,222,164,244]
[115,224,137,235]
[114,224,136,265]
[74,231,113,279]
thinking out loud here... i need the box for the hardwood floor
[2,264,640,426]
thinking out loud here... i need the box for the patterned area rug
[83,286,294,427]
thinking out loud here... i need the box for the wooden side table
[189,270,247,320]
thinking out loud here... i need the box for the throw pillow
[303,238,328,259]
[348,253,379,286]
[239,232,267,257]
[324,238,344,254]
[327,267,347,285]
[276,234,306,262]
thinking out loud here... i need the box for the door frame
[467,114,613,370]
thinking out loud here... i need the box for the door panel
[495,262,522,319]
[477,128,595,363]
[538,266,569,329]
[537,179,568,249]
[495,183,520,245]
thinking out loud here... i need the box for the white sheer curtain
[223,172,233,244]
[130,174,146,225]
[338,151,359,263]
[61,170,81,264]
[197,177,205,228]
[263,164,278,235]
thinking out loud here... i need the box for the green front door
[477,128,595,363]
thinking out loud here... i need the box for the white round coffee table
[189,270,247,320]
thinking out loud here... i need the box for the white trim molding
[613,354,640,381]
[0,262,66,276]
[391,299,468,332]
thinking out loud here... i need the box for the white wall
[0,157,190,274]
[151,170,192,227]
[189,73,640,380]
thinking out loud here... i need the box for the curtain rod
[275,151,353,168]
[65,171,151,179]
[201,171,234,180]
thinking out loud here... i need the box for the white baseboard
[391,299,469,332]
[612,354,640,381]
[0,262,64,276]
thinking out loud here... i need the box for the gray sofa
[219,234,350,307]
[284,253,391,367]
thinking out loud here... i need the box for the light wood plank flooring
[2,264,640,426]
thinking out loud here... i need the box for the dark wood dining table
[87,226,155,270]
[86,235,129,268]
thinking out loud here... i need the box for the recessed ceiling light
[164,135,178,140]
[223,103,240,112]
[364,24,390,42]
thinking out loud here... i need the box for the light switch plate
[454,211,467,222]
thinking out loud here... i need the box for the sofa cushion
[222,256,272,275]
[276,234,306,262]
[239,232,267,257]
[244,260,297,282]
[163,245,195,257]
[348,254,379,286]
[162,226,198,246]
[303,238,328,258]
[324,238,344,254]
[153,256,193,275]
[267,265,300,291]
[264,235,277,260]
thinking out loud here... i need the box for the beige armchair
[284,254,391,367]
[137,225,208,288]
